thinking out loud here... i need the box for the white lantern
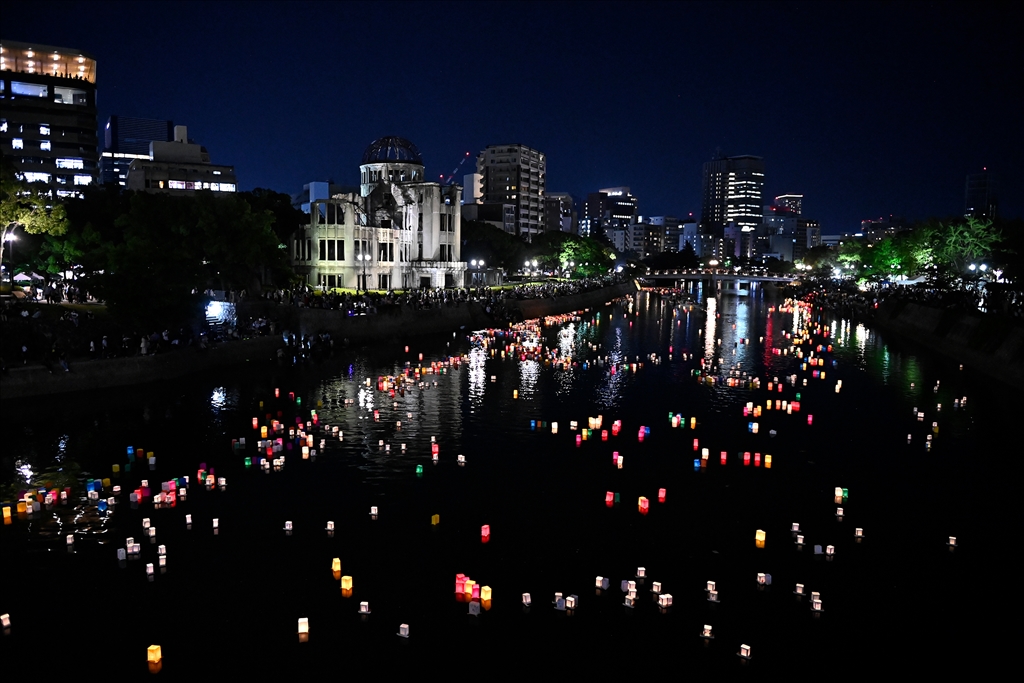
[398,623,409,638]
[636,567,646,578]
[658,594,672,607]
[701,624,714,639]
[359,602,371,614]
[298,617,309,634]
[794,583,805,595]
[739,644,752,660]
[791,522,800,532]
[522,593,532,606]
[651,581,662,594]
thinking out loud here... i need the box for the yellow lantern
[431,514,440,525]
[481,586,492,601]
[755,529,766,543]
[332,558,341,573]
[147,645,162,663]
[341,576,353,590]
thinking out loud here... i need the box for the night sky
[6,0,1021,231]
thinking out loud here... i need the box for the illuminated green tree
[925,217,1001,275]
[0,156,69,274]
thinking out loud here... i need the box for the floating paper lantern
[565,595,577,609]
[147,645,161,663]
[708,590,719,602]
[398,623,409,638]
[796,534,804,545]
[341,576,353,590]
[185,514,192,525]
[658,488,666,502]
[755,529,766,544]
[637,567,646,578]
[855,527,864,538]
[481,524,490,540]
[457,455,466,464]
[807,415,813,425]
[794,583,805,595]
[431,514,440,525]
[836,507,844,518]
[826,545,835,556]
[791,522,800,533]
[522,593,532,606]
[638,497,649,512]
[617,455,624,469]
[595,576,604,588]
[605,491,614,505]
[702,625,714,639]
[284,521,293,531]
[652,581,662,594]
[297,617,309,634]
[481,586,492,601]
[117,548,126,561]
[212,518,219,529]
[738,644,752,660]
[146,563,154,575]
[814,545,823,554]
[812,598,823,612]
[370,506,378,516]
[947,536,957,547]
[332,558,341,573]
[658,594,672,607]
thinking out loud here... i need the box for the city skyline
[4,0,1020,233]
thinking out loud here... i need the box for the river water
[0,286,1015,675]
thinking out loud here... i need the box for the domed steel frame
[361,136,423,166]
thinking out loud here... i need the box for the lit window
[168,180,187,190]
[40,141,52,151]
[12,138,24,149]
[73,174,92,186]
[212,170,221,175]
[24,172,51,183]
[0,121,6,133]
[220,183,236,192]
[56,158,84,169]
[11,81,48,97]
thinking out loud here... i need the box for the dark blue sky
[7,1,1021,231]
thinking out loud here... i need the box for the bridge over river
[640,268,798,292]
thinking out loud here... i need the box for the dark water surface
[1,288,1015,676]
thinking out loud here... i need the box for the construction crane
[441,151,472,185]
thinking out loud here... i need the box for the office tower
[964,170,997,220]
[0,39,98,198]
[125,125,236,194]
[699,155,765,235]
[100,115,174,186]
[476,144,545,241]
[774,193,803,215]
[583,187,639,238]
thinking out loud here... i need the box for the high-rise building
[544,192,576,233]
[0,39,98,198]
[699,155,765,236]
[125,125,236,195]
[774,193,803,215]
[476,144,546,241]
[100,115,174,186]
[965,170,997,220]
[583,187,638,238]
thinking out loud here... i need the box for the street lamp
[3,232,16,287]
[357,253,370,292]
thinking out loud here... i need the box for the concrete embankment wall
[1,282,639,400]
[236,281,637,343]
[872,300,1024,386]
[0,337,282,400]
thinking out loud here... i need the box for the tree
[0,156,69,275]
[925,216,1001,276]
